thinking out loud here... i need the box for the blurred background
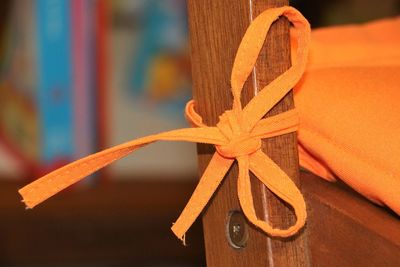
[0,0,398,266]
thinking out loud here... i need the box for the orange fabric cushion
[294,17,400,214]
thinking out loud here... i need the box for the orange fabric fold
[294,17,400,214]
[19,6,311,242]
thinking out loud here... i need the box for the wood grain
[187,0,309,266]
[249,1,310,265]
[302,172,400,266]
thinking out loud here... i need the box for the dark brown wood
[0,172,399,265]
[302,171,400,266]
[0,178,204,266]
[187,0,309,266]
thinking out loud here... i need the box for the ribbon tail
[19,137,157,209]
[251,109,299,139]
[244,150,306,237]
[19,127,227,209]
[171,152,233,244]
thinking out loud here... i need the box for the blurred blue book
[36,0,74,167]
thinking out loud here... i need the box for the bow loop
[185,100,206,128]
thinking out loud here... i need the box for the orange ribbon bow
[19,6,310,243]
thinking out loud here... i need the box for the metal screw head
[226,210,249,249]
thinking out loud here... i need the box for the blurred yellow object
[149,55,184,100]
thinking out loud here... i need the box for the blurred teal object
[130,0,191,114]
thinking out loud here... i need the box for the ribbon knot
[18,6,311,244]
[202,109,261,158]
[216,134,261,159]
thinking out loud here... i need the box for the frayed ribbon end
[171,223,187,246]
[18,189,35,210]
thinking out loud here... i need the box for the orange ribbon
[19,6,310,243]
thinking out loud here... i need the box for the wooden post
[187,0,310,266]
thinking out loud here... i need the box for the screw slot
[226,210,249,249]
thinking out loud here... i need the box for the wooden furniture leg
[187,0,310,266]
